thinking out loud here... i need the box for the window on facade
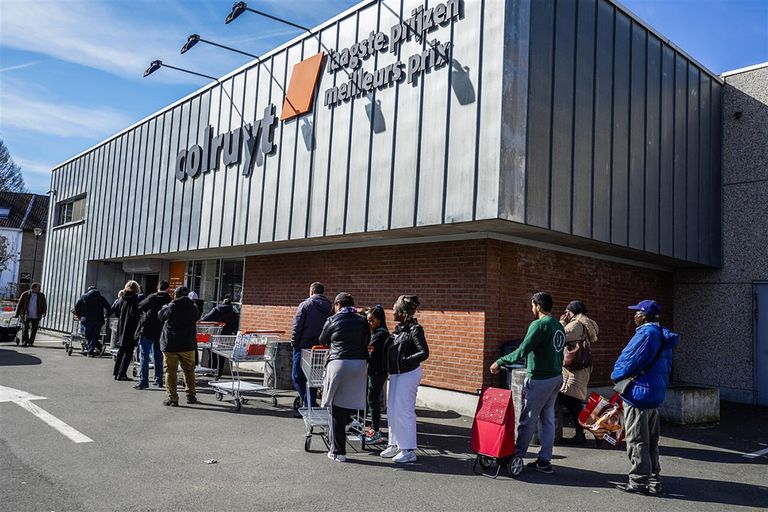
[0,208,9,220]
[57,197,86,226]
[186,258,244,316]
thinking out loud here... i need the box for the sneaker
[393,449,417,464]
[133,384,149,390]
[186,395,198,404]
[380,445,399,458]
[153,381,164,387]
[163,399,179,407]
[327,452,346,462]
[526,458,554,474]
[647,484,664,496]
[616,483,649,495]
[365,431,384,444]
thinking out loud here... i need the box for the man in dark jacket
[16,283,47,347]
[134,280,172,390]
[74,286,112,356]
[291,282,333,413]
[201,296,239,378]
[158,286,201,406]
[612,300,678,496]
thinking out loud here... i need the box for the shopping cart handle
[309,344,326,350]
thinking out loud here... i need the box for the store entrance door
[755,283,768,405]
[133,273,159,296]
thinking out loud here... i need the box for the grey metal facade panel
[549,0,576,235]
[591,0,614,243]
[658,44,675,257]
[519,0,721,266]
[524,0,554,229]
[571,0,596,239]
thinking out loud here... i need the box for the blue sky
[1,0,766,195]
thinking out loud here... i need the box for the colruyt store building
[43,0,723,410]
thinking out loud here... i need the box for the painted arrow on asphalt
[0,385,93,443]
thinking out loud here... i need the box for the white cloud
[0,0,212,83]
[12,158,53,194]
[0,61,39,73]
[0,90,131,139]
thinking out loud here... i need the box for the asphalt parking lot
[1,333,766,512]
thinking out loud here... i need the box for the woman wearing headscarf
[318,292,369,463]
[558,300,600,444]
[380,295,429,464]
[112,281,142,381]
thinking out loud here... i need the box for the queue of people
[491,292,677,491]
[62,278,675,482]
[290,284,430,464]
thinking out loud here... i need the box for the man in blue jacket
[74,286,112,357]
[291,282,333,415]
[611,300,679,496]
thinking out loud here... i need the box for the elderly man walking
[16,282,47,347]
[158,286,201,407]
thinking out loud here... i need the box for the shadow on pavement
[518,466,768,508]
[0,348,41,366]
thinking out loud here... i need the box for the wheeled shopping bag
[471,386,523,478]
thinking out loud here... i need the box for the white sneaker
[393,449,417,464]
[335,454,346,462]
[380,445,399,458]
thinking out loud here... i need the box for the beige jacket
[560,314,599,400]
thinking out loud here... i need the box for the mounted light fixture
[179,34,259,59]
[180,34,201,54]
[225,1,310,31]
[142,60,218,81]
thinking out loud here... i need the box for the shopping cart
[63,320,107,357]
[0,314,21,344]
[299,347,368,452]
[108,318,119,359]
[209,332,283,411]
[471,371,523,478]
[195,322,225,377]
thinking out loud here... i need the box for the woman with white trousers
[380,295,429,464]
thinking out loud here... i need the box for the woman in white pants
[380,295,429,464]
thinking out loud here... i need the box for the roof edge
[721,61,768,78]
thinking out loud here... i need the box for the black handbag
[613,327,665,395]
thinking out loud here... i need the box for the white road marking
[743,446,768,459]
[0,385,93,444]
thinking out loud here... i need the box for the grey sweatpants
[515,375,563,463]
[624,404,661,489]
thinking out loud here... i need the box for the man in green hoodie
[490,292,565,474]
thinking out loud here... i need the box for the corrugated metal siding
[42,0,504,331]
[520,0,722,265]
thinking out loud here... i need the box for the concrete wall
[674,64,768,403]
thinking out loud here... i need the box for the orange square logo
[280,52,325,121]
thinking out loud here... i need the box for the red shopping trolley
[471,385,523,478]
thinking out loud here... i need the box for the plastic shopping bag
[578,392,625,446]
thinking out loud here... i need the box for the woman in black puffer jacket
[379,295,429,464]
[318,292,369,462]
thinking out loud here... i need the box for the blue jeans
[83,322,103,354]
[139,336,164,387]
[292,348,317,407]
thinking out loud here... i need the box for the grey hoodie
[291,294,333,349]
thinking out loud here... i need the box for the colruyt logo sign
[175,0,461,181]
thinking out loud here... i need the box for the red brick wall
[241,239,674,394]
[485,240,674,386]
[241,240,490,393]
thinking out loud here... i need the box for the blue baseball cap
[628,300,661,316]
